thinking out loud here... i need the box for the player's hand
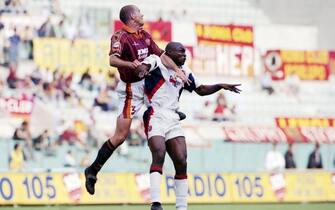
[221,84,241,93]
[135,64,150,78]
[128,59,141,70]
[175,69,191,85]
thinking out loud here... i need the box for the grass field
[0,204,334,210]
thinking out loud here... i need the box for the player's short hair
[119,5,135,24]
[165,42,184,53]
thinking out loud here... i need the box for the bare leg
[84,116,132,195]
[166,136,188,210]
[166,136,187,176]
[148,136,166,210]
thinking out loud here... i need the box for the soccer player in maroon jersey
[84,5,188,195]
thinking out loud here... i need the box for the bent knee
[111,132,128,146]
[152,150,166,163]
[154,149,166,159]
[175,156,187,167]
[117,127,130,139]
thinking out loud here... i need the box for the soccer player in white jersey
[135,42,241,210]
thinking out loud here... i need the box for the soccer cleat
[84,168,97,195]
[176,110,186,121]
[151,202,163,210]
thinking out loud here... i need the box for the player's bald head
[119,5,137,24]
[165,42,185,54]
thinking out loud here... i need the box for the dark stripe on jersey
[143,107,154,138]
[144,67,165,101]
[184,73,196,92]
[178,88,183,101]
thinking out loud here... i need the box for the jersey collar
[122,25,142,36]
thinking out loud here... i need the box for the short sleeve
[142,55,161,72]
[109,31,124,56]
[183,66,201,92]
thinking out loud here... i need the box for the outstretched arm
[195,84,241,96]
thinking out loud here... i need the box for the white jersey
[141,55,201,139]
[142,55,201,111]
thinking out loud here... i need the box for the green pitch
[1,204,334,210]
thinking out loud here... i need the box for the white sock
[175,179,188,210]
[150,172,162,203]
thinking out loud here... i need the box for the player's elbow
[195,87,206,96]
[109,55,118,67]
[197,91,206,96]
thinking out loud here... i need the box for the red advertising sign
[223,125,335,144]
[195,23,254,46]
[280,127,335,144]
[0,97,34,116]
[264,50,332,80]
[114,20,172,42]
[275,117,335,143]
[222,126,288,143]
[299,127,335,144]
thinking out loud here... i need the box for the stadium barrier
[0,171,334,205]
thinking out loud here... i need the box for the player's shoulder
[111,29,127,41]
[146,54,160,60]
[141,29,152,37]
[144,54,162,65]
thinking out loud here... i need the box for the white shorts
[143,107,184,140]
[116,80,144,119]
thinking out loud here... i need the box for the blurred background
[0,0,335,206]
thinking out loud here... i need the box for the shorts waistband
[147,106,178,112]
[118,80,144,86]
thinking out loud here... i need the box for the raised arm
[160,53,188,83]
[145,32,188,83]
[195,84,241,96]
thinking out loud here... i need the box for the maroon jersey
[109,25,164,83]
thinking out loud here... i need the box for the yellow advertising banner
[276,117,335,128]
[327,172,335,201]
[162,173,232,203]
[283,172,331,202]
[0,172,334,205]
[230,173,276,202]
[195,23,254,46]
[33,38,111,73]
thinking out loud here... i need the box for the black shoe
[84,168,97,195]
[151,202,163,210]
[176,110,186,121]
